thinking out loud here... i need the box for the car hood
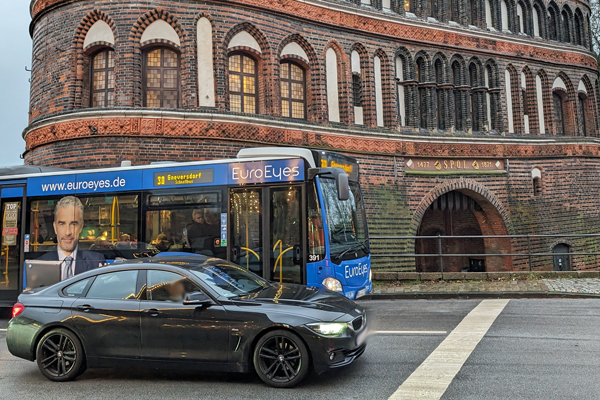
[236,283,362,318]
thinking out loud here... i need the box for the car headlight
[322,277,343,292]
[306,322,347,337]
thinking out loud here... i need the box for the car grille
[351,315,364,331]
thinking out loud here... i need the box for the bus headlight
[322,277,343,292]
[369,268,372,282]
[306,322,347,337]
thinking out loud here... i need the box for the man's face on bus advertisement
[53,205,83,255]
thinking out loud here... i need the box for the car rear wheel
[36,328,86,382]
[253,330,309,388]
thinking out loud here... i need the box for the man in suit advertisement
[39,196,105,280]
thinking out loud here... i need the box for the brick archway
[413,179,513,272]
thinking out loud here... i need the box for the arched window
[427,0,437,18]
[553,92,565,135]
[449,0,457,22]
[91,49,115,108]
[578,94,587,136]
[501,0,509,31]
[416,58,427,129]
[396,56,407,127]
[485,65,493,131]
[280,61,306,119]
[144,48,180,108]
[561,11,571,43]
[434,59,444,130]
[535,74,546,134]
[452,62,464,131]
[469,64,479,131]
[351,50,363,125]
[468,0,478,25]
[521,72,530,134]
[548,10,558,40]
[516,3,524,33]
[228,53,258,114]
[485,0,493,28]
[574,13,583,46]
[533,5,542,37]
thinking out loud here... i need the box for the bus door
[0,186,24,304]
[230,185,304,284]
[230,188,264,276]
[268,185,304,284]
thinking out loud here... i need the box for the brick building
[23,0,600,272]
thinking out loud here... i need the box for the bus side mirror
[308,167,350,201]
[337,172,349,201]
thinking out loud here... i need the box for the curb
[362,291,600,300]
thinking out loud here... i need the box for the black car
[6,256,368,388]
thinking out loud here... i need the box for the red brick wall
[22,0,600,272]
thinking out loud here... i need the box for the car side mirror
[183,291,212,306]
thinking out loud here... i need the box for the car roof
[70,255,231,280]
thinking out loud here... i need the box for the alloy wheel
[38,332,78,378]
[257,335,303,383]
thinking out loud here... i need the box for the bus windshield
[319,178,369,262]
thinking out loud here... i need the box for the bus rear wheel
[253,330,309,388]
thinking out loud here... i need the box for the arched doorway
[415,189,512,272]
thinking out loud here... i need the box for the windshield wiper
[333,239,369,262]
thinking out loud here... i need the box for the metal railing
[369,233,600,272]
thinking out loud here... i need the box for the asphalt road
[1,299,599,400]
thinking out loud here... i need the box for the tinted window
[86,271,139,300]
[146,270,202,302]
[63,278,92,297]
[190,262,269,298]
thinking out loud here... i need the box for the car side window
[86,270,139,300]
[146,270,203,302]
[62,278,93,297]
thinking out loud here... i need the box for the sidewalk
[368,277,600,299]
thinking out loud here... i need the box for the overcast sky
[0,3,33,166]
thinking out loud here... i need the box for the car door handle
[75,304,94,312]
[146,308,160,317]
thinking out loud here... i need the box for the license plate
[356,288,367,299]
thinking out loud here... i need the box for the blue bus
[0,147,371,306]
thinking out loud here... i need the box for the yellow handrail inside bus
[273,246,294,283]
[240,247,260,262]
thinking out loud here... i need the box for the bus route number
[309,255,321,262]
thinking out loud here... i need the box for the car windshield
[190,262,270,298]
[320,179,369,260]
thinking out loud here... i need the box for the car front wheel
[253,329,309,388]
[36,328,86,382]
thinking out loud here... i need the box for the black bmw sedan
[6,256,368,388]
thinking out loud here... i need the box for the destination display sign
[153,169,214,187]
[405,158,506,175]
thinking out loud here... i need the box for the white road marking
[388,299,510,400]
[374,331,447,335]
[0,329,6,332]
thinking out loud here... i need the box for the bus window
[270,186,302,284]
[308,182,325,263]
[1,199,21,291]
[230,189,262,276]
[144,191,224,257]
[27,194,139,261]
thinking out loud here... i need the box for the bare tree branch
[591,0,600,70]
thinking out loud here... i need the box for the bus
[0,147,371,307]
